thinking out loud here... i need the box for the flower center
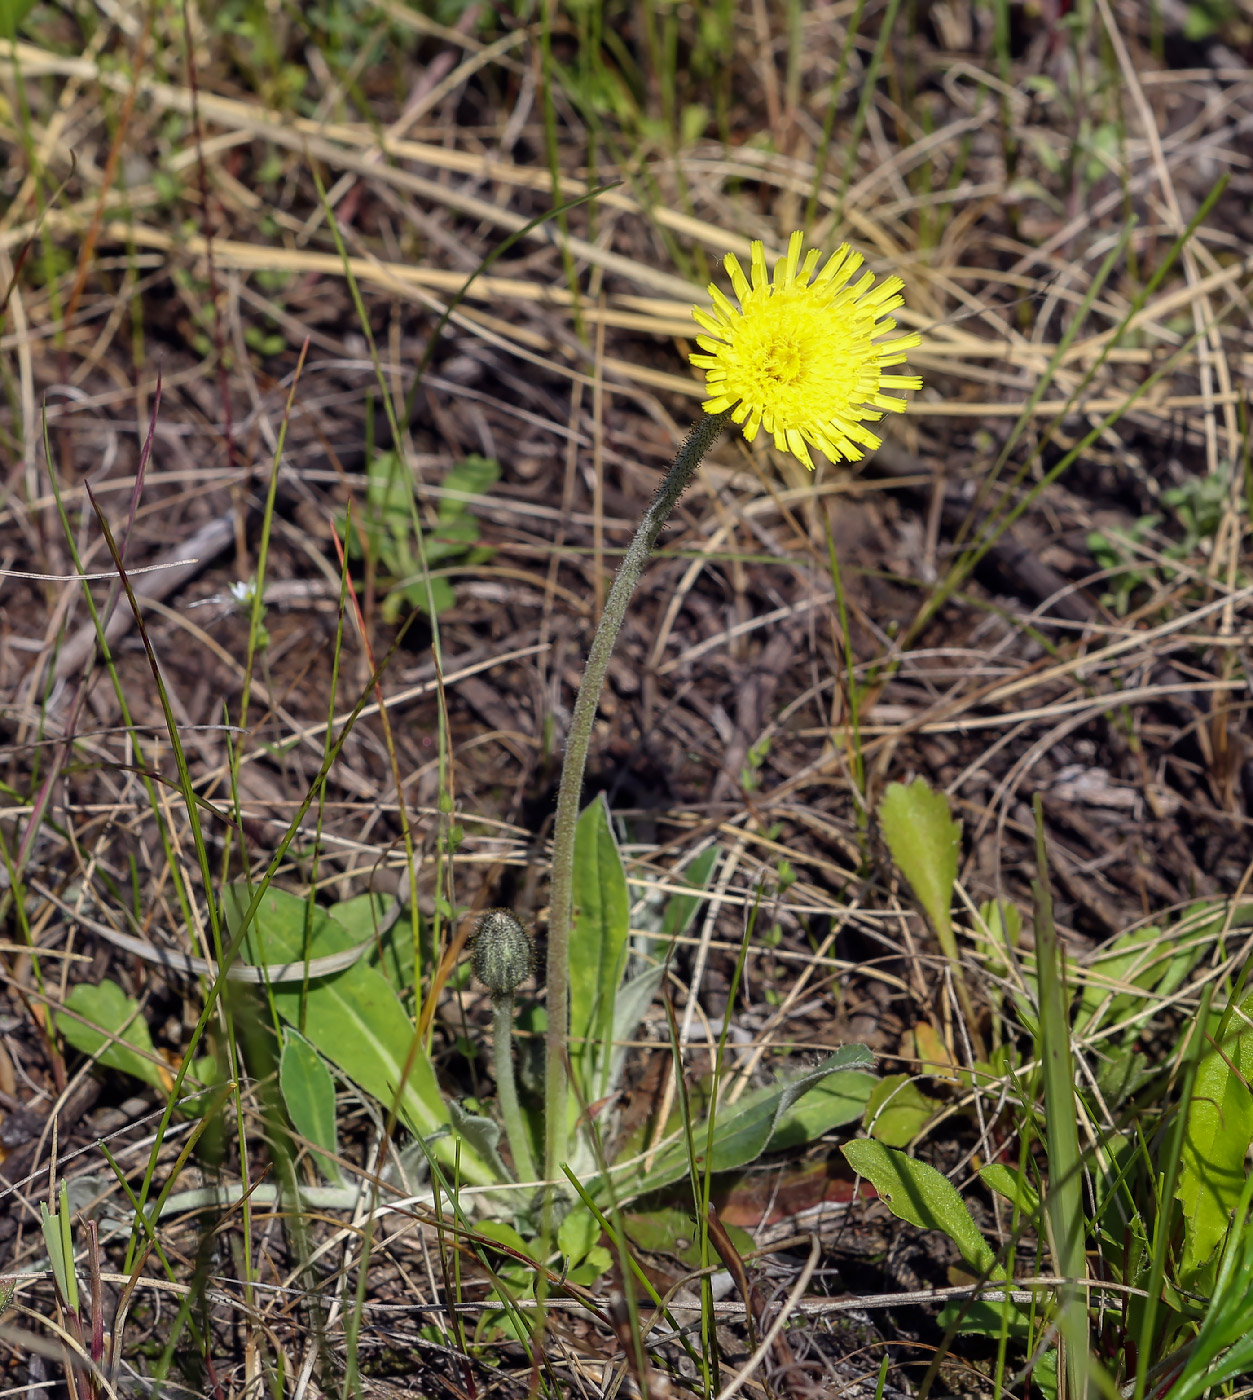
[761,335,802,386]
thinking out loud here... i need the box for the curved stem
[543,410,730,1197]
[492,993,537,1183]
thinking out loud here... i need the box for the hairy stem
[492,993,537,1184]
[543,410,730,1200]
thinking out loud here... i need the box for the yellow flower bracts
[691,230,922,470]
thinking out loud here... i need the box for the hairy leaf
[843,1139,999,1278]
[880,779,961,959]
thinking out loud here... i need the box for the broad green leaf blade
[327,891,397,944]
[979,1163,1041,1219]
[880,778,961,958]
[568,795,630,1101]
[862,1074,943,1147]
[439,454,500,522]
[705,1048,874,1175]
[768,1071,877,1152]
[1163,1174,1253,1400]
[58,981,167,1092]
[599,1045,875,1203]
[624,1206,755,1271]
[1177,992,1253,1275]
[558,1205,603,1266]
[223,884,496,1187]
[842,1139,999,1278]
[279,1029,343,1186]
[330,891,411,994]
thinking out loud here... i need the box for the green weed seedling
[48,227,919,1374]
[58,980,221,1109]
[1087,513,1163,615]
[867,775,1253,1392]
[38,1181,113,1397]
[342,450,499,623]
[58,800,875,1303]
[1087,463,1243,615]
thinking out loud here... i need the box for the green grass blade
[1032,795,1091,1400]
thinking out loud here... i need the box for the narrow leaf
[607,962,667,1096]
[0,0,36,39]
[568,795,630,1101]
[1032,795,1089,1398]
[663,845,720,937]
[601,1045,875,1202]
[279,1029,343,1185]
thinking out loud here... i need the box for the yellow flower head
[690,230,922,470]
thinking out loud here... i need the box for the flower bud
[472,909,532,998]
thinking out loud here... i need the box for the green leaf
[602,1045,875,1202]
[1095,1046,1149,1107]
[388,574,456,620]
[40,1182,78,1311]
[558,1205,601,1266]
[365,449,413,527]
[224,884,497,1187]
[1177,992,1253,1276]
[936,1298,1060,1400]
[1031,801,1089,1400]
[439,454,499,522]
[707,1051,872,1174]
[567,1247,613,1284]
[58,981,166,1092]
[327,891,397,944]
[880,779,962,959]
[979,1163,1041,1219]
[279,1029,343,1185]
[0,0,37,38]
[842,1139,1000,1278]
[979,898,1040,1034]
[448,1098,513,1187]
[937,1296,1037,1341]
[568,795,630,1102]
[423,514,479,562]
[606,962,666,1097]
[331,892,412,994]
[475,1218,537,1261]
[625,1206,755,1271]
[769,1071,877,1151]
[862,1074,943,1147]
[1075,908,1207,1040]
[663,845,720,937]
[180,1052,226,1129]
